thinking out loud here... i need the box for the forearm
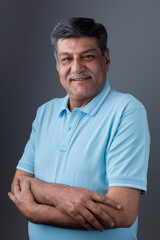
[96,187,140,228]
[12,170,139,230]
[28,179,124,229]
[30,190,139,230]
[10,182,90,230]
[30,203,87,230]
[27,177,138,228]
[21,178,114,230]
[11,170,65,206]
[29,178,60,205]
[32,200,124,230]
[10,175,87,230]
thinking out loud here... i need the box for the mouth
[70,76,91,81]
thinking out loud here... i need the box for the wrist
[23,202,38,222]
[29,178,70,207]
[43,183,70,206]
[29,178,54,205]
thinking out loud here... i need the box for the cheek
[58,66,69,80]
[89,59,104,73]
[86,62,99,75]
[95,61,106,76]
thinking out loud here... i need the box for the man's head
[51,18,110,110]
[51,18,108,59]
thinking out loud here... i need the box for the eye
[83,55,94,60]
[62,57,72,62]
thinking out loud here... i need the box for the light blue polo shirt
[17,79,150,240]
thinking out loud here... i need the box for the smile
[70,77,91,81]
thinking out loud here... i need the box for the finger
[13,179,21,196]
[71,213,94,230]
[81,208,105,232]
[21,178,31,193]
[8,192,16,204]
[92,192,121,210]
[86,201,115,228]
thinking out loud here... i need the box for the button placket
[59,110,82,152]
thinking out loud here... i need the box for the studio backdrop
[1,0,160,239]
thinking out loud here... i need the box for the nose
[71,59,85,74]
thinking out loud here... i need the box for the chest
[34,109,118,191]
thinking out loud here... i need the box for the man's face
[56,37,110,103]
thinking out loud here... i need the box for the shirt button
[68,127,71,131]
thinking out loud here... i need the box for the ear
[104,48,110,72]
[56,62,59,72]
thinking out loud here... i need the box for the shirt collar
[59,79,111,117]
[59,95,69,117]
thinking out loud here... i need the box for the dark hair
[51,17,108,58]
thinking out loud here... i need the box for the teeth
[74,78,83,81]
[71,77,90,81]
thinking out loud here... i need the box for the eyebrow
[81,49,97,54]
[58,49,97,57]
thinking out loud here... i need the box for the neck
[68,95,95,112]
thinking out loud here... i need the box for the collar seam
[90,86,111,116]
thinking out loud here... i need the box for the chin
[74,91,96,99]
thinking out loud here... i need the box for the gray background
[1,0,160,239]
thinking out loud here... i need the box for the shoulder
[108,89,146,114]
[107,89,150,141]
[36,96,66,118]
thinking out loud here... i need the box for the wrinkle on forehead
[57,37,100,56]
[58,49,97,57]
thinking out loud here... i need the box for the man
[8,18,150,240]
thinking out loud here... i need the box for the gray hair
[50,17,108,59]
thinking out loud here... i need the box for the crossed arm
[8,169,140,232]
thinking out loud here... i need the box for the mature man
[8,18,150,240]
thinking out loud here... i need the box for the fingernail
[111,222,115,228]
[100,228,104,232]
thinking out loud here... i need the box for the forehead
[57,37,100,55]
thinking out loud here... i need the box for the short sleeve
[106,106,150,194]
[16,109,39,174]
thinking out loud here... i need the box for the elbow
[117,212,138,228]
[11,180,15,194]
[11,170,34,193]
[11,176,21,193]
[122,219,136,228]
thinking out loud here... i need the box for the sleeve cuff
[108,177,147,194]
[16,166,34,174]
[16,160,34,175]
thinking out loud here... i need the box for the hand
[53,185,121,231]
[8,178,37,222]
